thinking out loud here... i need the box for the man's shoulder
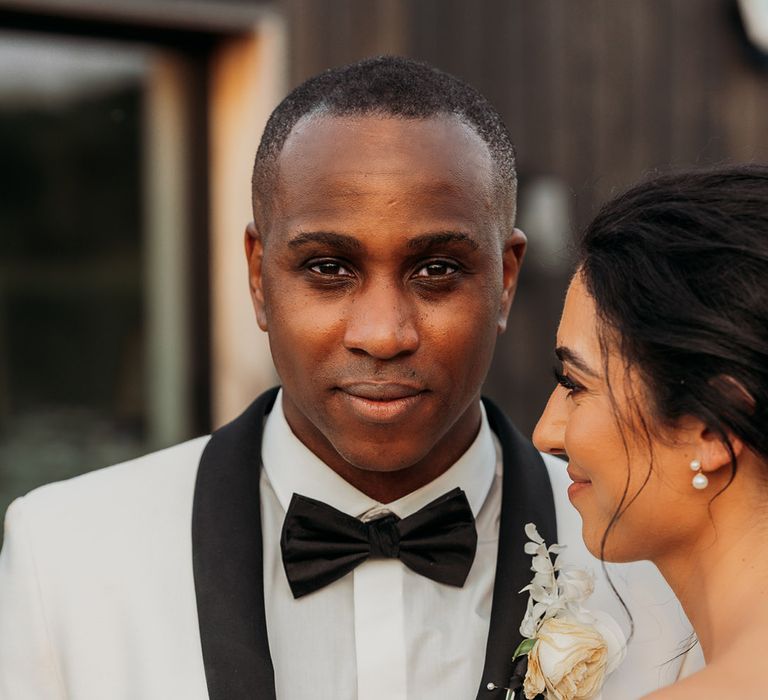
[21,434,210,507]
[0,436,214,688]
[6,435,211,546]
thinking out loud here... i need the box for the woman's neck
[653,495,768,663]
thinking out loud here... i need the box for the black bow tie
[280,487,478,599]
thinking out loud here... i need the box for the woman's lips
[336,383,426,423]
[566,465,592,501]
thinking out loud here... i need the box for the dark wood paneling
[279,0,768,433]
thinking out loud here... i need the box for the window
[0,31,199,530]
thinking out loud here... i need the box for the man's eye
[309,261,351,276]
[415,261,458,277]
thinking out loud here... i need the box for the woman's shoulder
[641,659,763,700]
[641,677,704,700]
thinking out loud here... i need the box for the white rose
[523,617,609,700]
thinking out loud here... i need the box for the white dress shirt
[260,390,499,700]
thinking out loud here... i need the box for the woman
[533,164,768,699]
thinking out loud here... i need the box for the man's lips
[335,382,427,423]
[338,382,425,401]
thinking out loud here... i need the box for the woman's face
[533,274,701,562]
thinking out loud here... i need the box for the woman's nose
[532,387,568,456]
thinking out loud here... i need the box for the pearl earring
[690,459,708,490]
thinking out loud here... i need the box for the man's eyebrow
[406,231,480,251]
[287,231,362,251]
[555,346,599,378]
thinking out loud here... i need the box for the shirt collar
[261,389,495,519]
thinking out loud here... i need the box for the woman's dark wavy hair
[580,163,768,468]
[578,164,768,641]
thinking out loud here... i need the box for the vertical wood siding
[281,0,768,432]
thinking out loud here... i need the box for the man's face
[246,113,525,484]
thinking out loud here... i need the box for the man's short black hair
[251,55,517,230]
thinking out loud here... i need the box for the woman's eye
[309,261,351,276]
[552,367,585,397]
[415,261,458,277]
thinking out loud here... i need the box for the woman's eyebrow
[555,345,599,378]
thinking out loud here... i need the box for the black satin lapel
[476,397,557,699]
[192,387,280,700]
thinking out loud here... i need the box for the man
[0,57,700,699]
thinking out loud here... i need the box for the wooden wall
[280,0,768,434]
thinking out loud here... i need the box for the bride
[533,164,768,699]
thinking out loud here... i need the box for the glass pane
[0,32,153,531]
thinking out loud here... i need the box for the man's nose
[532,387,568,457]
[343,280,420,360]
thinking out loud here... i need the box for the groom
[0,57,699,699]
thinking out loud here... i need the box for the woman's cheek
[568,403,629,510]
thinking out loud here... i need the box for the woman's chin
[582,522,638,563]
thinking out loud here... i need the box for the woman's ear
[697,426,743,476]
[696,374,753,475]
[244,221,268,331]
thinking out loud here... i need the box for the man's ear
[245,221,268,331]
[497,227,527,333]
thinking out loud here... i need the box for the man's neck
[318,451,473,504]
[281,397,484,504]
[264,391,492,509]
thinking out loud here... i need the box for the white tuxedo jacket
[0,390,703,699]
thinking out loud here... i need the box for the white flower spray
[509,524,627,700]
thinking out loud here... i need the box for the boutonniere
[505,523,626,700]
